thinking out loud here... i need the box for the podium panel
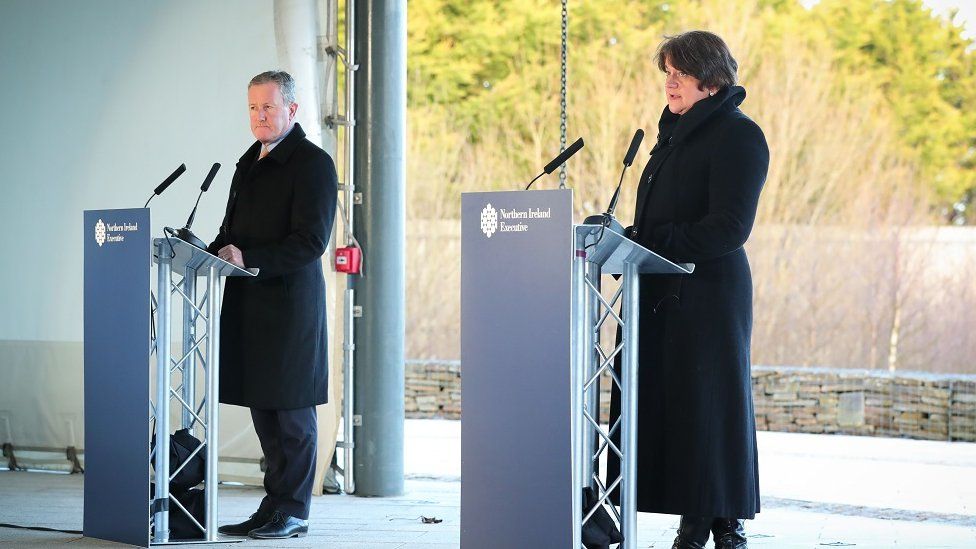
[83,209,253,546]
[83,208,151,547]
[462,190,694,547]
[461,189,574,548]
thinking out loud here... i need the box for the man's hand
[217,245,245,268]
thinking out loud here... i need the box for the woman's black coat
[208,123,338,410]
[610,86,768,519]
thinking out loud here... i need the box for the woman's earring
[709,90,715,96]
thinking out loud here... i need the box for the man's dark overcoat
[208,123,337,410]
[609,86,768,519]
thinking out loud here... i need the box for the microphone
[607,129,644,216]
[143,164,186,207]
[525,137,585,190]
[583,129,644,233]
[199,162,220,192]
[622,128,644,168]
[174,163,220,250]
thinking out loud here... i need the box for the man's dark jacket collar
[239,122,307,165]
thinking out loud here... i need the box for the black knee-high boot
[711,518,748,549]
[671,516,712,549]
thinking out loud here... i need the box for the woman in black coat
[617,31,769,549]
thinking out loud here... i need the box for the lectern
[84,208,254,547]
[460,190,693,548]
[150,234,255,544]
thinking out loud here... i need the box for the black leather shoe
[248,511,308,539]
[672,515,712,549]
[712,518,748,549]
[217,510,272,537]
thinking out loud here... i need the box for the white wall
[0,0,281,454]
[0,0,277,342]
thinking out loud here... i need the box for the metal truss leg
[619,263,639,547]
[343,287,356,494]
[204,265,221,541]
[584,265,601,489]
[571,240,586,549]
[182,267,197,433]
[153,246,172,543]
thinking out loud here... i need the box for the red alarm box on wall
[335,246,362,274]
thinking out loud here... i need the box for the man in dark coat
[610,32,768,549]
[209,70,337,540]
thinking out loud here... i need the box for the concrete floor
[1,420,975,548]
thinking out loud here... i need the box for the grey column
[351,0,406,496]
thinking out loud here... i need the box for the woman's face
[663,60,713,115]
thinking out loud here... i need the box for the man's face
[248,82,298,145]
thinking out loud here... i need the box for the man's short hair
[249,70,297,104]
[655,31,738,91]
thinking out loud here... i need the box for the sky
[801,0,975,40]
[923,0,976,40]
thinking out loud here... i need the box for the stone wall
[751,367,976,441]
[404,362,976,442]
[404,361,461,418]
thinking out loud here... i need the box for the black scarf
[634,86,747,227]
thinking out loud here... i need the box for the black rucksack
[149,428,208,540]
[150,483,206,540]
[151,428,205,491]
[582,487,624,549]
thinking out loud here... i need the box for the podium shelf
[152,237,258,277]
[575,224,694,276]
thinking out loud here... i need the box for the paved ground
[1,419,975,548]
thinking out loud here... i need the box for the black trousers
[250,406,317,520]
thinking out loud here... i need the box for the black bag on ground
[150,484,206,540]
[169,487,206,539]
[582,486,624,549]
[150,428,205,491]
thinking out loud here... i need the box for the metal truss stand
[151,237,255,545]
[571,224,693,548]
[322,0,359,496]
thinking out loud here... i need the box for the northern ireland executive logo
[94,219,106,247]
[93,219,139,246]
[480,203,498,238]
